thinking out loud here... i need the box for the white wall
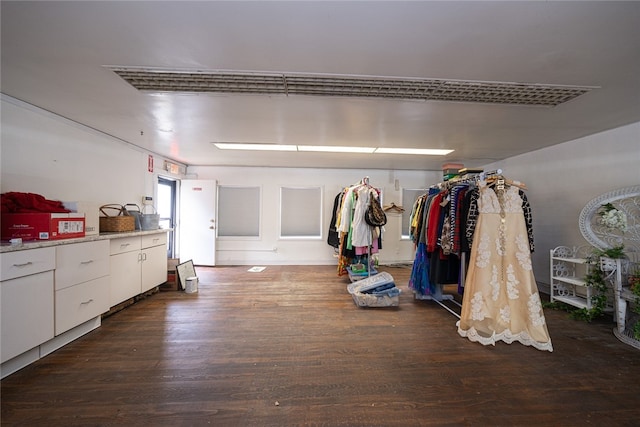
[483,122,640,288]
[1,96,184,210]
[187,166,440,265]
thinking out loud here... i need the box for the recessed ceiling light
[214,143,297,151]
[297,145,376,153]
[374,148,454,155]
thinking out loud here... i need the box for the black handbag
[365,195,387,226]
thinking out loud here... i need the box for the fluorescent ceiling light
[213,142,454,156]
[297,145,376,153]
[374,148,454,155]
[214,143,297,151]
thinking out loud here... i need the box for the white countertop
[1,229,170,253]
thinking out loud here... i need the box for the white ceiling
[2,1,639,171]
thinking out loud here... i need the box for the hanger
[351,176,372,190]
[383,202,405,213]
[485,175,527,190]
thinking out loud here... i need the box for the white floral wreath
[599,203,627,231]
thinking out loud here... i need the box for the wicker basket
[99,204,136,232]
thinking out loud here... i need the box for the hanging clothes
[330,179,383,276]
[408,242,429,294]
[408,185,463,297]
[456,179,553,352]
[351,185,375,248]
[327,192,343,248]
[408,188,438,296]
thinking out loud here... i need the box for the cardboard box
[63,201,99,235]
[167,258,180,272]
[1,213,85,241]
[441,162,464,171]
[159,258,181,291]
[159,272,179,291]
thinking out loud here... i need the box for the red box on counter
[1,213,85,241]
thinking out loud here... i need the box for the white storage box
[347,272,400,308]
[350,291,400,307]
[63,201,100,235]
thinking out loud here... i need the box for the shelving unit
[550,245,593,309]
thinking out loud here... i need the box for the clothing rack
[414,287,462,318]
[411,169,504,317]
[361,176,373,279]
[336,176,382,280]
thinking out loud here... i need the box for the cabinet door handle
[80,299,94,305]
[12,261,33,267]
[80,260,94,265]
[142,253,147,261]
[153,238,159,243]
[120,243,130,248]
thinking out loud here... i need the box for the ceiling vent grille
[109,67,594,106]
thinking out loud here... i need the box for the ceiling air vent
[109,67,595,107]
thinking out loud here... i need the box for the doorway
[157,176,177,258]
[179,179,217,266]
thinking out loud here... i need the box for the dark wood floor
[2,265,640,426]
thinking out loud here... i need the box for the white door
[179,179,217,266]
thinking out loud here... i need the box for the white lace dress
[457,181,553,352]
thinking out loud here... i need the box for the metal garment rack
[346,176,378,280]
[363,176,376,279]
[414,288,462,318]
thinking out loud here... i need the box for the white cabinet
[55,240,110,335]
[141,234,168,293]
[550,246,593,309]
[0,247,55,364]
[109,232,167,307]
[109,236,142,306]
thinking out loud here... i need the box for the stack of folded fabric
[347,271,400,307]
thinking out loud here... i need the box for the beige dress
[457,181,553,352]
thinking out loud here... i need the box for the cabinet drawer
[0,247,55,281]
[109,236,141,255]
[141,232,167,249]
[55,240,109,290]
[55,275,109,335]
[1,271,55,363]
